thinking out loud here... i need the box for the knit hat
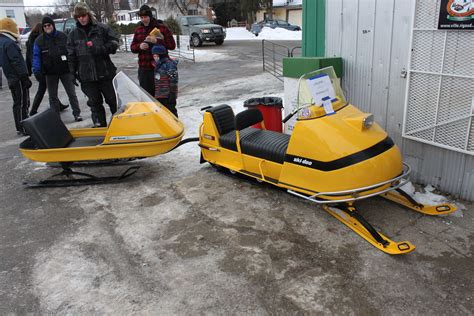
[139,4,153,18]
[0,18,19,38]
[152,45,167,55]
[74,2,91,18]
[41,16,55,28]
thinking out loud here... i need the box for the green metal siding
[282,57,343,78]
[302,0,325,57]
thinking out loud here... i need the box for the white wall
[0,1,27,28]
[325,0,474,200]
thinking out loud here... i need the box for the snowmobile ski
[323,204,415,255]
[382,188,457,216]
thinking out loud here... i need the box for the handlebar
[282,112,295,124]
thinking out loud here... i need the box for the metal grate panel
[414,0,439,29]
[404,0,474,155]
[411,31,444,73]
[468,121,474,151]
[411,129,435,142]
[405,73,439,133]
[437,77,473,123]
[435,118,470,149]
[443,32,474,77]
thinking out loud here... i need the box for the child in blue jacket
[152,45,178,117]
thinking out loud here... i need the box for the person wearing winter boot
[152,45,178,117]
[0,18,32,136]
[33,17,82,121]
[131,4,175,97]
[26,22,69,116]
[67,2,119,127]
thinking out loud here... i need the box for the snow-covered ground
[225,27,302,41]
[117,19,141,25]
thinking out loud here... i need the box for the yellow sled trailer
[19,72,184,187]
[199,67,456,255]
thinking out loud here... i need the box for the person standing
[0,18,32,136]
[130,4,175,96]
[26,22,69,116]
[152,45,178,117]
[67,3,119,127]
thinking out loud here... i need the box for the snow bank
[257,27,302,40]
[225,27,258,40]
[225,27,302,41]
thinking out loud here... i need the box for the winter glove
[20,76,32,89]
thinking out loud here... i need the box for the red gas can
[243,97,283,133]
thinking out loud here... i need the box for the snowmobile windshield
[188,16,211,25]
[296,66,346,111]
[113,71,157,114]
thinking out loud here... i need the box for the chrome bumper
[288,163,411,204]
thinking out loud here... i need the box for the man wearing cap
[33,16,82,121]
[0,18,32,136]
[131,4,176,96]
[67,2,119,127]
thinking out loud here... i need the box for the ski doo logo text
[293,157,313,166]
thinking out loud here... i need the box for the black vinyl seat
[20,109,104,150]
[207,105,290,164]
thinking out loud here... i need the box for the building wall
[256,6,302,24]
[287,9,302,26]
[0,0,26,28]
[325,0,474,200]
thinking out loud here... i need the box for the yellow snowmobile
[198,67,457,255]
[19,72,185,187]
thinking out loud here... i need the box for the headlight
[362,114,374,129]
[222,28,226,33]
[201,29,210,33]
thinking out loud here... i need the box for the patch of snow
[116,19,140,25]
[192,49,228,62]
[400,181,465,217]
[225,27,302,41]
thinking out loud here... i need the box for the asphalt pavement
[0,40,472,314]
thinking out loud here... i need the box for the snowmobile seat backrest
[22,109,73,149]
[235,109,263,131]
[207,104,235,135]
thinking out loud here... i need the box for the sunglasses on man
[43,23,52,27]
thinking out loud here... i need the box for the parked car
[178,15,226,47]
[54,18,76,34]
[250,19,301,36]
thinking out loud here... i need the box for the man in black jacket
[67,3,119,127]
[33,17,82,121]
[0,18,32,136]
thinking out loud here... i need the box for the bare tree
[85,0,115,22]
[172,0,190,15]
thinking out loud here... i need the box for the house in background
[0,0,27,28]
[256,0,302,26]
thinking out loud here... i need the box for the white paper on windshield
[306,73,336,106]
[321,96,335,115]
